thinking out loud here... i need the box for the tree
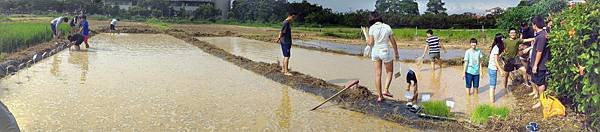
[193,4,221,20]
[375,0,419,16]
[139,0,171,17]
[425,0,447,15]
[230,0,287,22]
[496,0,566,29]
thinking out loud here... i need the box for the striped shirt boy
[426,36,441,53]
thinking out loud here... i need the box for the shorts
[110,24,116,30]
[50,24,57,35]
[502,57,521,72]
[531,70,547,86]
[429,52,441,60]
[280,43,291,57]
[371,47,393,63]
[406,69,417,84]
[488,69,497,88]
[465,72,480,88]
[83,35,89,44]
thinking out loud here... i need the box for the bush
[421,100,451,117]
[471,104,510,125]
[496,0,567,29]
[547,2,600,129]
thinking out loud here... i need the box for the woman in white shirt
[488,34,505,103]
[367,12,400,102]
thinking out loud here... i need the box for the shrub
[547,2,600,129]
[145,18,170,30]
[471,104,510,125]
[421,100,451,117]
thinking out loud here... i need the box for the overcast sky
[288,0,521,15]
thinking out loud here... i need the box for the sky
[288,0,521,15]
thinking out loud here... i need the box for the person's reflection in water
[0,100,19,132]
[68,50,89,84]
[275,86,292,129]
[50,55,62,77]
[430,67,443,99]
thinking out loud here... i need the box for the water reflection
[50,55,61,77]
[275,86,292,129]
[68,50,89,84]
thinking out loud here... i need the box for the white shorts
[371,47,393,63]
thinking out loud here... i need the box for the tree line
[1,0,502,29]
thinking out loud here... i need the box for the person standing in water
[367,11,400,102]
[78,15,90,48]
[422,29,447,70]
[463,38,483,96]
[488,34,504,103]
[276,12,297,76]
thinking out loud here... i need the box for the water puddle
[198,37,515,114]
[295,40,465,59]
[0,34,413,131]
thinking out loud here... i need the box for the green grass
[296,27,502,44]
[0,15,9,22]
[471,104,510,125]
[421,101,451,117]
[146,18,170,30]
[0,22,70,54]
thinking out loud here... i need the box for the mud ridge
[165,30,472,131]
[0,41,68,77]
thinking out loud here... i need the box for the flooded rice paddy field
[294,40,465,59]
[198,37,515,114]
[0,34,413,131]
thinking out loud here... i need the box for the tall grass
[0,22,70,53]
[471,104,510,125]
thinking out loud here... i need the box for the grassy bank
[0,22,70,55]
[298,27,502,43]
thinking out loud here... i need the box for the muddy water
[0,34,414,131]
[295,40,465,59]
[198,37,515,114]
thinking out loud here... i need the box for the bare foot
[283,72,293,76]
[383,92,393,98]
[532,102,541,109]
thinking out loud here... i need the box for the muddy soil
[491,79,587,131]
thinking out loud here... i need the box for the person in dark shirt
[67,33,85,50]
[529,16,550,109]
[276,12,297,76]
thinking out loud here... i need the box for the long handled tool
[310,80,360,111]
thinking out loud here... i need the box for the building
[106,0,231,19]
[485,7,504,16]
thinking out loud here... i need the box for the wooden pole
[310,80,359,111]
